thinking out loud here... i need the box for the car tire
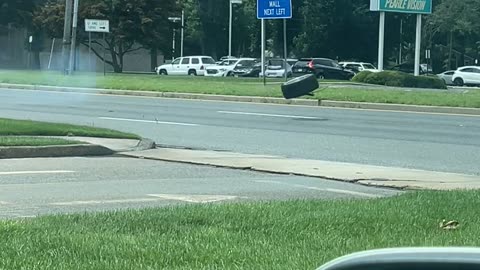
[281,74,319,99]
[317,73,325,80]
[454,77,464,86]
[188,70,197,76]
[226,71,234,77]
[159,69,168,75]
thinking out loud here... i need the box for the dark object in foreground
[316,247,480,270]
[281,74,319,99]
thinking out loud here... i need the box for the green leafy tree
[35,0,178,73]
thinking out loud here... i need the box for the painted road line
[217,111,319,119]
[0,201,10,205]
[255,180,381,198]
[99,117,200,127]
[0,170,74,176]
[148,194,239,203]
[50,198,162,206]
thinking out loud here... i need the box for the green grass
[1,191,480,269]
[0,136,80,146]
[1,70,480,108]
[0,118,139,139]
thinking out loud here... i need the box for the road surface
[1,88,479,175]
[0,157,397,219]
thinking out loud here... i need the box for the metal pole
[261,19,266,85]
[229,0,232,58]
[61,0,73,74]
[48,38,55,69]
[181,10,185,57]
[378,12,385,71]
[414,14,422,76]
[399,18,403,64]
[103,33,106,76]
[172,28,176,60]
[88,32,92,71]
[68,0,79,74]
[283,19,288,81]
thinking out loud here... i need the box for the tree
[0,0,35,26]
[35,0,178,73]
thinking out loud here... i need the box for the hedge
[352,71,447,89]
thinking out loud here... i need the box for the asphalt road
[0,157,397,219]
[1,88,480,175]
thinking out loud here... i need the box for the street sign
[257,0,292,19]
[370,0,432,14]
[85,19,110,33]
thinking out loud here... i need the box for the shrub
[354,71,447,89]
[352,71,372,83]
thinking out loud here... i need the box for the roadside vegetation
[0,136,79,147]
[353,71,447,90]
[0,118,139,140]
[1,191,479,269]
[1,71,479,108]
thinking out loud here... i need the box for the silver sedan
[437,70,455,85]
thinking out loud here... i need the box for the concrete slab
[123,148,480,190]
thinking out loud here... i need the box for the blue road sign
[257,0,292,19]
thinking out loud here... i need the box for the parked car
[291,58,355,80]
[436,70,455,85]
[339,62,379,73]
[452,66,480,86]
[205,59,239,77]
[216,56,238,65]
[232,59,262,77]
[390,62,431,74]
[206,58,256,77]
[262,59,297,78]
[155,56,216,76]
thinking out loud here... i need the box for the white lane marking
[50,198,161,206]
[0,170,74,176]
[255,180,381,198]
[148,194,239,203]
[217,111,319,119]
[0,201,11,205]
[98,117,199,127]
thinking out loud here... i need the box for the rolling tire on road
[281,74,319,99]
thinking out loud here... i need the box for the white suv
[452,66,480,86]
[155,56,216,76]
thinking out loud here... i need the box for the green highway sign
[370,0,432,14]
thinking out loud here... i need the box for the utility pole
[61,0,73,74]
[68,0,79,74]
[181,10,185,57]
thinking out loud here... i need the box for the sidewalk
[122,148,480,190]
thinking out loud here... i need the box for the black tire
[454,77,464,86]
[188,69,197,76]
[226,71,234,77]
[316,73,325,80]
[281,74,319,99]
[159,69,168,75]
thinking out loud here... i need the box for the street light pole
[229,0,242,58]
[68,0,79,74]
[61,0,73,74]
[181,10,185,57]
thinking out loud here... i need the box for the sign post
[370,0,432,76]
[85,19,110,74]
[257,0,292,85]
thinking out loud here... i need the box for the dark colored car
[292,58,355,80]
[390,62,431,74]
[232,59,262,77]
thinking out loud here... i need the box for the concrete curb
[320,100,480,115]
[0,144,114,159]
[2,83,480,115]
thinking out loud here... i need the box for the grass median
[0,136,79,147]
[0,118,139,140]
[1,191,479,269]
[1,70,479,108]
